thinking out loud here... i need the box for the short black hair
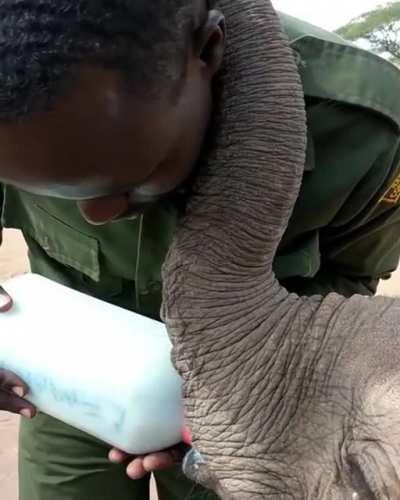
[0,0,215,121]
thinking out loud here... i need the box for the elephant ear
[162,0,307,372]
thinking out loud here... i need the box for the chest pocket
[2,186,183,318]
[2,188,129,303]
[29,205,100,282]
[274,231,321,281]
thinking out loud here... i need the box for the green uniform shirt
[3,13,400,321]
[278,13,400,297]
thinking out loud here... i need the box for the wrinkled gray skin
[162,1,400,499]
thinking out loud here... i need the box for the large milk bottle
[0,273,184,454]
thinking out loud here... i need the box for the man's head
[0,0,225,223]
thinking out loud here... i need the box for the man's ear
[195,10,226,74]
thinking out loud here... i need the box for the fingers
[182,425,192,445]
[0,369,29,395]
[109,448,129,464]
[0,286,13,312]
[109,447,186,480]
[0,229,14,313]
[126,452,177,480]
[0,391,36,417]
[126,457,148,480]
[142,451,179,472]
[108,450,149,479]
[0,369,36,417]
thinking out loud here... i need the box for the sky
[272,0,383,31]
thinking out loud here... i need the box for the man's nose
[77,194,129,225]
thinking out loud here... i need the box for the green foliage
[336,2,400,64]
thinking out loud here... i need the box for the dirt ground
[1,229,400,499]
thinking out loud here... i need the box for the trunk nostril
[347,457,377,500]
[182,447,207,482]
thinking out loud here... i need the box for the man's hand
[0,228,13,312]
[0,369,36,418]
[0,229,35,417]
[108,444,189,479]
[0,285,13,312]
[0,285,35,417]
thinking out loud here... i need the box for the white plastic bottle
[0,273,184,454]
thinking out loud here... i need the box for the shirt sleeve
[283,267,382,298]
[283,146,400,298]
[277,98,400,299]
[275,13,400,298]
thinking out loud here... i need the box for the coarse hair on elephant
[162,0,400,499]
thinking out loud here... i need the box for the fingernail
[181,426,192,445]
[0,294,11,312]
[127,466,141,480]
[109,450,119,462]
[12,386,25,398]
[20,409,32,419]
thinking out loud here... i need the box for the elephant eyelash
[347,456,377,500]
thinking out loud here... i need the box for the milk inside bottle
[0,273,184,454]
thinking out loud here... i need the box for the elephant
[162,0,400,498]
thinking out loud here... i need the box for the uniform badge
[381,173,400,204]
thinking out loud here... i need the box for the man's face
[0,63,212,224]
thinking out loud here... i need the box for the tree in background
[336,2,400,65]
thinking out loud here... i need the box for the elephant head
[162,0,400,498]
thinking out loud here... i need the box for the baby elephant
[162,0,400,498]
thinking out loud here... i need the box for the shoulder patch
[284,22,400,130]
[381,173,400,205]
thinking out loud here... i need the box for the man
[0,1,400,499]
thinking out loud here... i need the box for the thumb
[0,227,14,312]
[0,286,13,312]
[181,426,192,446]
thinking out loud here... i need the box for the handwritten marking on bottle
[0,361,126,435]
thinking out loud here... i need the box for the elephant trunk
[162,0,307,361]
[162,5,400,497]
